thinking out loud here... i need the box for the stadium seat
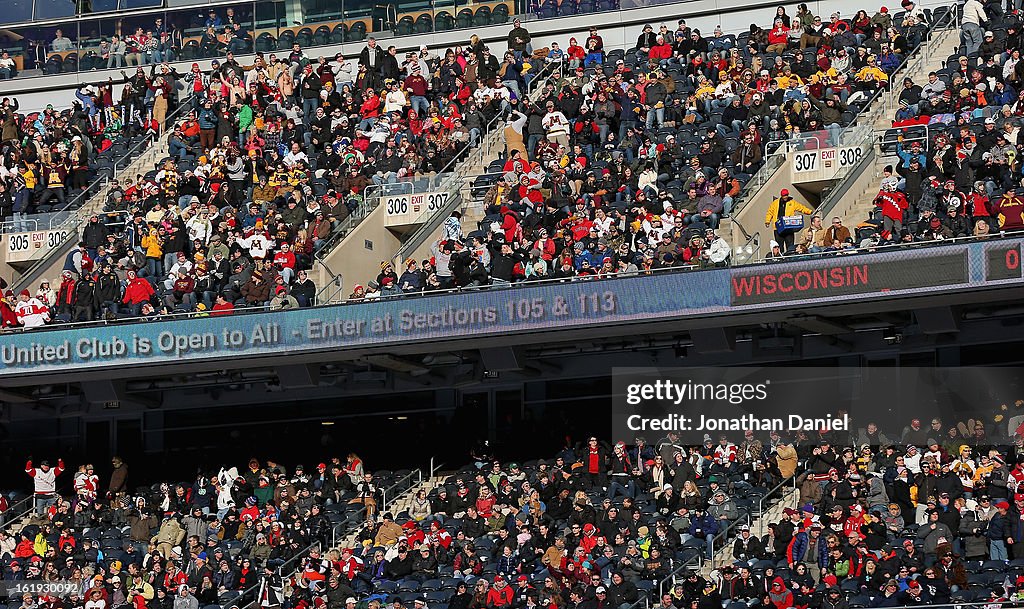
[491,3,510,23]
[325,23,343,43]
[44,56,62,74]
[349,21,367,40]
[178,40,197,60]
[255,32,275,52]
[456,8,473,28]
[635,581,655,593]
[394,16,415,36]
[62,53,78,73]
[414,14,432,33]
[536,0,557,18]
[79,52,97,71]
[434,12,454,30]
[277,30,295,50]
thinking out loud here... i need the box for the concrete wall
[316,204,403,295]
[727,157,795,254]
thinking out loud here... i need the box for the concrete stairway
[718,21,960,256]
[701,485,799,575]
[10,129,175,293]
[827,151,902,228]
[331,474,447,551]
[828,25,961,228]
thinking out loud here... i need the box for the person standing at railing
[507,19,533,61]
[25,458,64,515]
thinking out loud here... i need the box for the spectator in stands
[507,19,533,60]
[51,30,74,53]
[0,52,15,80]
[963,0,990,55]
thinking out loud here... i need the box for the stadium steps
[828,26,961,230]
[701,484,799,574]
[314,73,554,296]
[386,68,564,272]
[826,150,902,229]
[9,135,173,294]
[864,24,961,131]
[331,474,444,551]
[1,498,43,539]
[311,113,506,297]
[718,19,960,259]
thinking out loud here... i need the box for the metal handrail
[728,10,957,219]
[8,98,194,292]
[241,469,427,609]
[729,154,784,214]
[755,474,798,537]
[428,457,445,480]
[379,469,423,513]
[757,229,1023,263]
[733,230,760,265]
[0,219,38,233]
[330,506,369,550]
[707,511,752,567]
[621,549,698,609]
[314,273,346,305]
[1,494,37,529]
[388,60,563,270]
[5,230,1024,336]
[814,135,877,221]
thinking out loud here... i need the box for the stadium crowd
[344,0,952,291]
[3,411,1024,609]
[0,0,1011,322]
[847,0,1024,247]
[0,11,545,324]
[0,92,162,235]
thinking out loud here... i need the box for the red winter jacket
[123,277,156,305]
[649,43,673,60]
[501,213,521,244]
[874,190,908,222]
[273,251,296,269]
[767,26,789,45]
